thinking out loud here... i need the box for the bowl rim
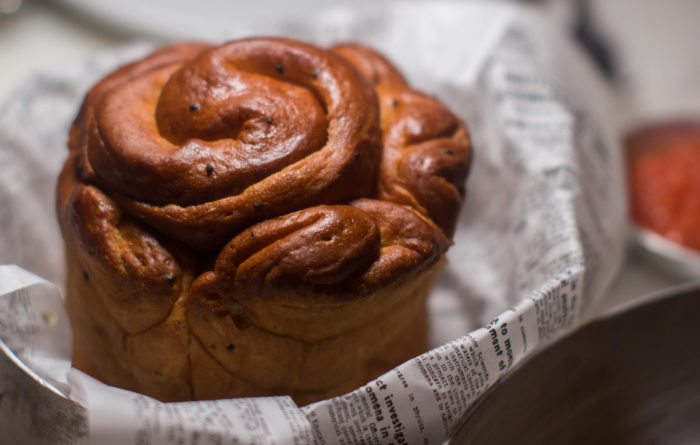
[444,278,700,444]
[629,223,700,279]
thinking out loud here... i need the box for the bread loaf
[57,38,472,404]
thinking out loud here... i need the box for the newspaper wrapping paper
[0,2,626,444]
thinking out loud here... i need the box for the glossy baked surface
[57,38,472,403]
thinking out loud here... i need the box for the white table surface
[0,1,692,315]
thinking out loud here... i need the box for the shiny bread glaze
[58,38,472,403]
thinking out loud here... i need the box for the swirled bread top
[68,38,471,251]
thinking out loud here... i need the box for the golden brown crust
[75,38,382,250]
[58,38,472,404]
[332,43,472,237]
[331,43,408,87]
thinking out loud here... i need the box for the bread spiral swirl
[58,38,472,403]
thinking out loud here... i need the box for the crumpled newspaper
[0,2,626,444]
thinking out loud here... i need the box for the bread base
[66,248,442,405]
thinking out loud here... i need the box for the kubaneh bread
[57,38,472,404]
